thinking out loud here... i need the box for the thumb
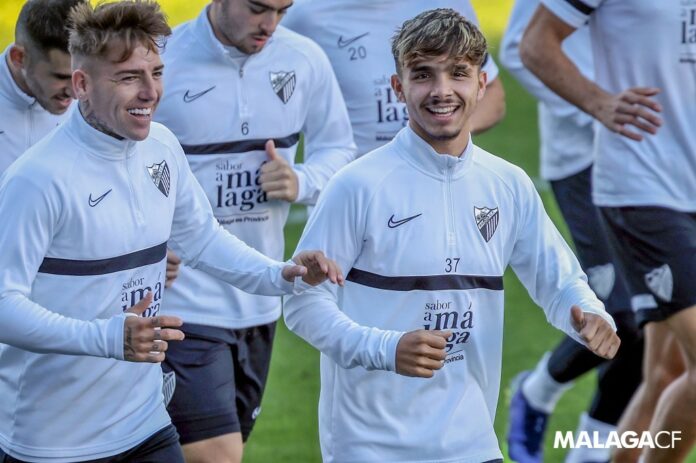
[126,292,153,315]
[570,305,585,332]
[265,139,280,161]
[282,264,307,282]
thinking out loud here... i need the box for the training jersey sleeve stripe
[181,132,301,155]
[38,242,167,276]
[347,268,504,291]
[542,0,599,28]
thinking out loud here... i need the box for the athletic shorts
[550,166,631,314]
[162,321,276,444]
[600,206,696,326]
[0,425,183,463]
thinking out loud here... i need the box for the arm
[291,46,357,205]
[509,172,619,358]
[520,4,661,141]
[167,141,337,294]
[0,176,181,362]
[471,75,506,135]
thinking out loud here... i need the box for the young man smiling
[0,1,340,462]
[154,0,355,461]
[1,0,83,174]
[284,9,619,463]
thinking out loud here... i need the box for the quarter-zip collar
[0,47,38,109]
[64,106,137,161]
[394,125,474,180]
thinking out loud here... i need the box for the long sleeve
[293,45,357,205]
[167,140,294,295]
[284,175,403,371]
[500,0,593,122]
[0,176,126,359]
[509,173,616,344]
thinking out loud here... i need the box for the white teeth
[428,106,457,115]
[128,108,152,116]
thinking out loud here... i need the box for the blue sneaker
[507,372,549,463]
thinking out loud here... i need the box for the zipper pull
[239,67,244,78]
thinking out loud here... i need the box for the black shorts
[550,166,631,314]
[0,425,183,463]
[162,321,276,444]
[600,206,696,326]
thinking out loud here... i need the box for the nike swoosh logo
[183,86,216,103]
[88,189,112,207]
[0,130,4,135]
[337,32,369,49]
[388,213,422,229]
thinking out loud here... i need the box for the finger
[422,345,447,361]
[629,86,662,99]
[570,305,585,332]
[150,340,168,353]
[259,168,292,184]
[614,115,660,135]
[417,356,446,371]
[150,315,183,329]
[154,328,185,342]
[265,139,281,161]
[145,352,166,363]
[166,249,181,264]
[260,179,289,193]
[426,331,452,348]
[126,292,153,315]
[621,92,663,113]
[614,124,645,142]
[282,264,307,282]
[616,105,662,129]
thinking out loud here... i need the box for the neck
[207,5,234,48]
[6,50,32,98]
[79,100,124,141]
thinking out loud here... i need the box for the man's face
[22,47,73,114]
[75,44,163,141]
[210,0,293,54]
[391,54,486,151]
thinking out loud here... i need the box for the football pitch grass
[1,0,694,461]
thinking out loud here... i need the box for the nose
[139,75,159,102]
[430,74,453,100]
[259,11,281,35]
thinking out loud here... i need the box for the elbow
[519,37,541,73]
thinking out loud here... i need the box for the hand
[282,250,345,286]
[395,329,451,378]
[571,305,620,359]
[165,249,181,288]
[123,293,185,363]
[593,87,662,141]
[259,139,299,202]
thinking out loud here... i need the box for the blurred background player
[0,0,81,174]
[284,8,619,463]
[282,0,505,157]
[154,0,356,461]
[521,0,696,462]
[500,0,643,461]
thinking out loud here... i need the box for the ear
[477,69,487,102]
[72,69,89,100]
[8,45,26,70]
[390,74,405,103]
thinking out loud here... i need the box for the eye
[413,72,430,80]
[153,70,163,79]
[121,75,138,82]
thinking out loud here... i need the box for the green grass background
[2,1,693,462]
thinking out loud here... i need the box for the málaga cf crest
[147,160,171,197]
[474,206,499,242]
[270,70,296,104]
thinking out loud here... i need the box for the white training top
[155,8,356,329]
[0,109,296,462]
[285,126,614,463]
[0,47,68,174]
[542,0,696,210]
[282,0,500,157]
[500,0,595,181]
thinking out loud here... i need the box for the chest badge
[147,160,171,198]
[270,70,296,104]
[474,206,499,242]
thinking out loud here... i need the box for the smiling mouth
[426,105,460,117]
[127,107,153,118]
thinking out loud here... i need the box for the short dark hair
[68,0,171,63]
[391,8,487,75]
[15,0,87,54]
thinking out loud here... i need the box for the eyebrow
[248,0,293,11]
[52,72,72,80]
[114,64,164,75]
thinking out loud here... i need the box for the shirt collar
[0,47,38,109]
[64,106,137,161]
[394,125,475,179]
